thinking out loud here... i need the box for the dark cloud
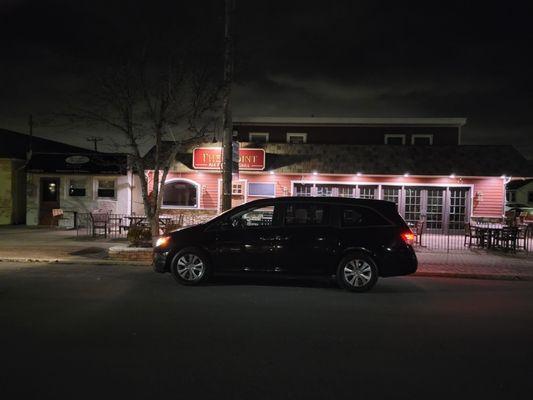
[1,0,532,157]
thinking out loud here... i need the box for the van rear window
[341,206,390,227]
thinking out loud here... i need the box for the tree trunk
[221,0,235,211]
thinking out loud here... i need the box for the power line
[86,136,103,152]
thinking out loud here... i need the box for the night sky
[1,0,532,157]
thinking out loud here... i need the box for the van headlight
[155,236,171,248]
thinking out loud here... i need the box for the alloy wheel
[343,259,373,287]
[176,253,205,281]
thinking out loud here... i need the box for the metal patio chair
[90,211,111,238]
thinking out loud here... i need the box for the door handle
[275,235,290,241]
[259,236,275,241]
[259,236,290,241]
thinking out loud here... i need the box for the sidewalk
[0,226,132,264]
[0,226,532,280]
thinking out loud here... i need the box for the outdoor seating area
[409,216,533,253]
[463,222,531,252]
[77,212,185,239]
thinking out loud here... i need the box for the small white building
[26,153,132,227]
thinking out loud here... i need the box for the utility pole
[27,114,33,161]
[221,0,235,211]
[86,136,103,152]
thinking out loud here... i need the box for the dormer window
[384,134,406,145]
[412,134,433,145]
[287,133,307,144]
[249,132,269,143]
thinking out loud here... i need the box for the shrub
[127,226,152,247]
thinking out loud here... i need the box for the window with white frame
[162,179,198,207]
[384,134,406,145]
[248,182,276,197]
[249,132,269,143]
[358,186,376,199]
[69,178,87,197]
[286,133,307,144]
[294,183,313,196]
[411,134,433,145]
[96,178,116,198]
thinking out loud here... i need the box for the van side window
[285,203,328,226]
[341,206,389,227]
[231,205,275,228]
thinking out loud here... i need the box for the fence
[75,212,533,255]
[413,223,533,254]
[76,213,184,239]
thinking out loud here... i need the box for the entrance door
[448,188,469,233]
[425,188,445,231]
[39,178,60,225]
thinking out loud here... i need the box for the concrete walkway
[0,226,124,263]
[0,226,532,280]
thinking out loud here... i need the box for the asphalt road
[1,262,532,400]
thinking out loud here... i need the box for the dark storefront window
[69,178,87,197]
[162,180,198,207]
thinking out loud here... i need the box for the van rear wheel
[337,253,378,292]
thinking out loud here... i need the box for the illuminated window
[162,180,198,207]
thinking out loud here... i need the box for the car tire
[170,247,211,286]
[336,252,378,292]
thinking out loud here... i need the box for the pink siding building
[143,118,532,232]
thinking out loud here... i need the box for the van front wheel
[336,253,378,292]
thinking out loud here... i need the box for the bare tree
[67,49,222,239]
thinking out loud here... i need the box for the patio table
[471,224,505,249]
[123,216,174,228]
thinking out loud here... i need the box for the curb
[2,257,532,281]
[414,271,533,281]
[0,257,151,266]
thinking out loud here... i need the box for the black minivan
[153,197,417,292]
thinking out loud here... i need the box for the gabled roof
[168,143,533,178]
[233,117,467,127]
[507,178,533,190]
[257,143,531,177]
[0,128,93,159]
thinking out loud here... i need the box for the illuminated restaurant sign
[193,147,265,170]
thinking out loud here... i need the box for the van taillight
[401,231,415,245]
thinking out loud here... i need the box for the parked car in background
[153,197,418,292]
[504,203,533,219]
